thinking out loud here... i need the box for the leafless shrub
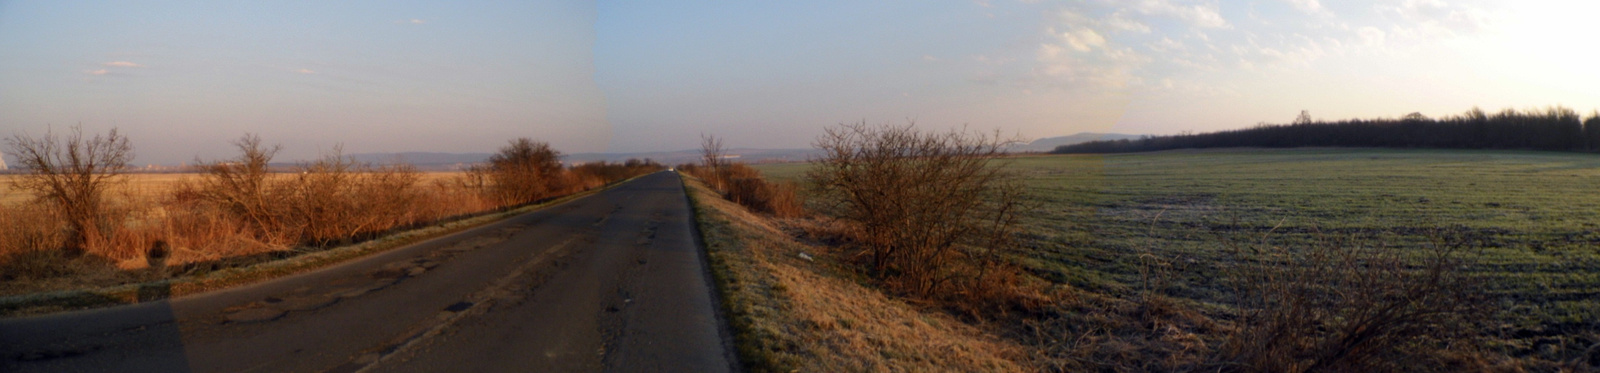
[805,121,1028,300]
[278,147,422,246]
[725,174,805,218]
[195,134,288,244]
[570,159,664,191]
[690,136,805,218]
[4,125,133,252]
[352,163,423,232]
[1211,228,1491,372]
[471,138,566,206]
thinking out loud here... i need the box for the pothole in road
[225,307,286,323]
[443,301,474,312]
[277,295,339,312]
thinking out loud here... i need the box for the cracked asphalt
[0,172,735,372]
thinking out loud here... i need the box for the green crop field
[756,148,1600,353]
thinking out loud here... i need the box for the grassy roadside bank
[680,172,1028,372]
[0,175,644,318]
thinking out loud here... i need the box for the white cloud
[1148,37,1187,52]
[1106,13,1152,33]
[396,19,426,25]
[294,68,316,74]
[923,55,940,62]
[1121,0,1230,29]
[1379,0,1494,39]
[1279,0,1324,14]
[103,61,142,67]
[1036,37,1148,89]
[1238,34,1327,68]
[86,69,108,75]
[1057,27,1108,52]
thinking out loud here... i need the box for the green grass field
[757,148,1600,350]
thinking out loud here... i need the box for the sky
[2,0,1598,165]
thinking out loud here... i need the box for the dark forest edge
[1054,106,1600,154]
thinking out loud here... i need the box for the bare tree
[700,134,727,191]
[4,125,134,251]
[701,134,726,171]
[1294,110,1313,125]
[806,121,1025,296]
[197,134,284,241]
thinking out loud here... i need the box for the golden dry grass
[0,172,468,206]
[682,174,1027,372]
[3,171,473,267]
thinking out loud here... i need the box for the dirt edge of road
[0,175,649,318]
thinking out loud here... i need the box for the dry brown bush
[805,121,1028,302]
[4,125,133,252]
[278,148,423,246]
[690,136,805,218]
[195,134,289,244]
[1211,229,1492,372]
[470,138,566,206]
[570,159,664,192]
[722,166,805,218]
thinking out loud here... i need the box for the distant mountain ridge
[1012,133,1143,152]
[346,152,494,166]
[339,133,1135,170]
[346,148,822,170]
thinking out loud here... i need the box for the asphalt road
[0,171,735,372]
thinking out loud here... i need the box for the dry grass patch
[682,173,1026,372]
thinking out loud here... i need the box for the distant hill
[568,148,819,166]
[1011,133,1142,152]
[341,135,1134,171]
[346,152,493,168]
[347,148,821,170]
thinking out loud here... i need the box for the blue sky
[2,0,1597,164]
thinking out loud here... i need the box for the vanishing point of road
[0,172,736,372]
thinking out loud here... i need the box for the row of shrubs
[0,128,660,283]
[679,162,804,219]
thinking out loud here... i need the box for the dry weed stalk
[1214,227,1490,372]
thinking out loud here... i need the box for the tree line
[1054,107,1600,154]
